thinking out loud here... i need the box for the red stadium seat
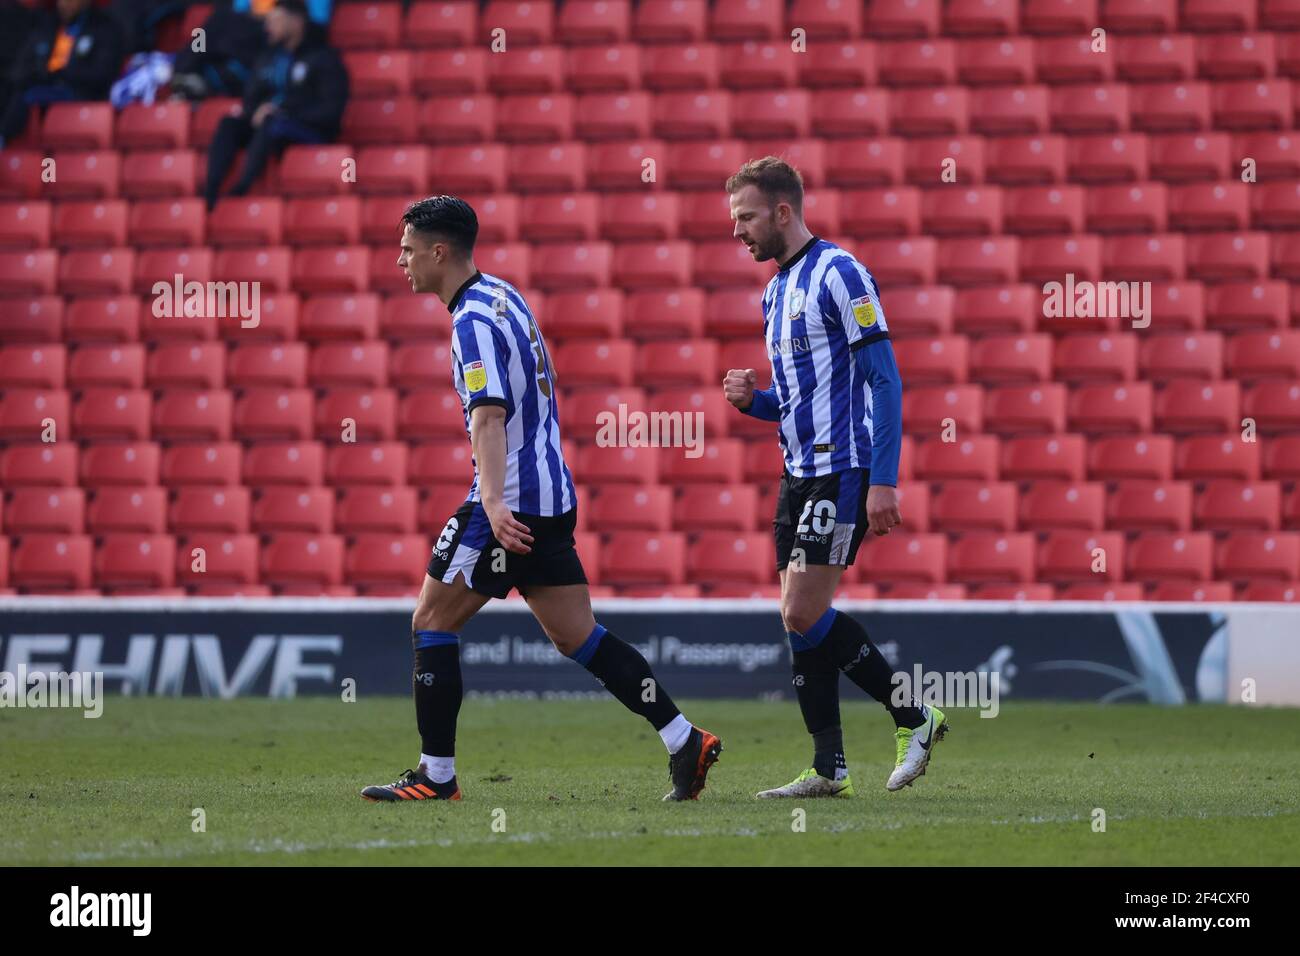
[894,336,970,385]
[1217,532,1300,582]
[949,533,1035,584]
[4,487,85,534]
[261,533,345,590]
[1154,381,1240,433]
[59,248,134,295]
[151,389,232,441]
[87,485,168,532]
[284,197,362,245]
[1001,434,1087,481]
[297,293,379,343]
[826,137,905,186]
[175,534,260,589]
[146,342,224,389]
[635,339,718,387]
[252,487,335,534]
[170,486,252,534]
[408,442,475,486]
[914,436,1000,481]
[932,481,1018,532]
[866,0,940,38]
[955,285,1039,334]
[1054,334,1137,382]
[346,534,428,592]
[243,442,326,487]
[1140,333,1223,382]
[1195,481,1281,532]
[1126,532,1213,583]
[1107,480,1193,532]
[0,444,77,488]
[330,3,403,49]
[336,486,418,534]
[326,443,409,487]
[984,383,1067,433]
[798,40,876,88]
[10,535,93,591]
[1226,331,1300,381]
[314,387,397,442]
[115,102,189,150]
[904,384,984,437]
[207,197,283,247]
[1085,182,1167,234]
[1020,481,1106,530]
[78,443,160,488]
[590,485,673,531]
[1068,382,1153,432]
[1103,0,1174,31]
[986,134,1066,184]
[858,534,947,584]
[1004,183,1084,233]
[1038,530,1125,583]
[310,342,390,388]
[1092,435,1163,481]
[229,342,309,388]
[882,286,954,337]
[406,1,479,47]
[687,532,770,586]
[601,531,686,585]
[574,443,659,484]
[72,388,150,440]
[1175,434,1261,481]
[1206,282,1290,332]
[343,50,412,96]
[161,443,242,487]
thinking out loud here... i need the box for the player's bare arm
[469,403,533,555]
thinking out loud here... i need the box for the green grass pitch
[3,697,1297,866]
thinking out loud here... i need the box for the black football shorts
[773,467,871,571]
[426,500,588,599]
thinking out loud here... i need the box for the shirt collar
[778,235,820,273]
[447,270,483,314]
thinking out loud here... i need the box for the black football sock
[567,624,680,730]
[412,630,463,758]
[818,608,927,730]
[790,644,845,778]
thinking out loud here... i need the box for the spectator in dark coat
[0,0,125,148]
[203,0,347,210]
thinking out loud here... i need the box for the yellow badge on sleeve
[851,294,877,328]
[464,360,488,393]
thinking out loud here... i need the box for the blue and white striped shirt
[748,237,901,481]
[448,271,577,516]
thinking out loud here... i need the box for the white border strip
[0,596,1297,615]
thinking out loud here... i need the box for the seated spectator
[203,0,347,210]
[169,0,330,101]
[0,0,125,149]
[0,0,39,118]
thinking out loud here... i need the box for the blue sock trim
[804,607,838,647]
[787,608,838,652]
[414,630,459,649]
[569,623,607,667]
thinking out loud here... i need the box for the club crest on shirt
[851,294,877,328]
[787,288,805,317]
[464,360,487,392]
[292,61,307,83]
[76,35,93,55]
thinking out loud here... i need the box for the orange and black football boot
[663,727,723,801]
[361,768,461,802]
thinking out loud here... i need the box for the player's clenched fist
[866,485,902,536]
[723,368,757,411]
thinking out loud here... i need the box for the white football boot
[756,768,854,799]
[886,705,948,791]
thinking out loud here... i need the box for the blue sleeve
[854,336,903,487]
[740,386,781,422]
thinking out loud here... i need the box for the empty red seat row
[6,132,1300,204]
[321,2,1300,53]
[6,184,1298,256]
[6,233,1300,298]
